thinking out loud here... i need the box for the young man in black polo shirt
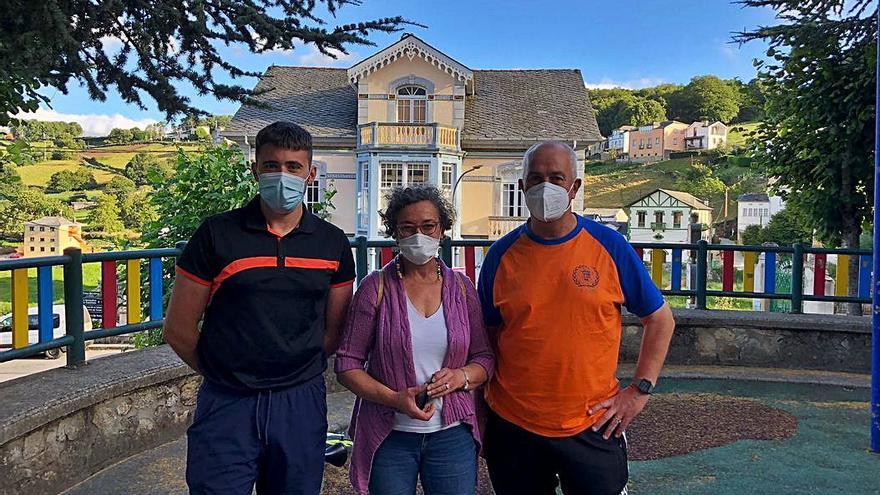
[163,121,355,495]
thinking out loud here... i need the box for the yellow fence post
[11,269,29,349]
[835,254,850,297]
[127,260,141,325]
[743,252,757,293]
[651,249,664,288]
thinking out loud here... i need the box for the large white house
[684,121,728,150]
[737,192,785,242]
[625,189,712,244]
[607,126,635,159]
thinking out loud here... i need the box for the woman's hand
[427,368,466,399]
[394,385,436,421]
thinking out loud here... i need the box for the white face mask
[397,233,440,265]
[524,182,574,223]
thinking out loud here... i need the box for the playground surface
[63,374,877,495]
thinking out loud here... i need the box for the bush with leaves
[0,188,74,240]
[125,152,173,185]
[87,194,125,235]
[46,166,97,193]
[104,175,137,202]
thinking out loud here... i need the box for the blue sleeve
[582,220,664,318]
[477,226,524,327]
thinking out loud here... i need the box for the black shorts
[484,408,628,495]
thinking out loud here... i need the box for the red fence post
[101,261,117,328]
[465,246,476,283]
[381,247,393,267]
[814,253,827,296]
[722,250,734,292]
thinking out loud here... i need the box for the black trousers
[484,408,628,495]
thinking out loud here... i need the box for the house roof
[738,192,770,202]
[223,66,357,139]
[462,69,600,146]
[224,66,602,147]
[348,33,473,86]
[660,189,712,210]
[27,216,78,227]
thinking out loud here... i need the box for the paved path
[62,373,879,495]
[0,348,124,383]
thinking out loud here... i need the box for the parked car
[0,305,93,359]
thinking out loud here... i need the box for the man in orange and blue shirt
[478,141,675,495]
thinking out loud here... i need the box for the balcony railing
[357,123,460,150]
[488,216,528,239]
[651,222,667,231]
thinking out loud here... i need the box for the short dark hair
[380,185,456,238]
[255,121,313,164]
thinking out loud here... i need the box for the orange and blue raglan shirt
[477,214,664,438]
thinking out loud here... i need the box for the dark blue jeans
[186,375,327,495]
[369,425,478,495]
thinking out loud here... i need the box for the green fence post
[696,240,708,310]
[440,237,453,267]
[355,236,368,284]
[791,243,804,314]
[63,247,86,367]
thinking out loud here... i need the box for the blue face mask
[259,172,306,213]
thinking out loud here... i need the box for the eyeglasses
[397,222,440,238]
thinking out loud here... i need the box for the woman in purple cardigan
[335,185,495,495]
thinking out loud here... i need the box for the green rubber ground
[626,379,878,495]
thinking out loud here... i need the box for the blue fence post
[764,251,777,295]
[149,258,163,321]
[859,255,872,299]
[37,266,53,343]
[870,5,880,453]
[671,249,682,291]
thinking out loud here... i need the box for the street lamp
[451,165,482,205]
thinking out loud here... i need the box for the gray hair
[521,141,579,180]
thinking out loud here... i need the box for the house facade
[737,192,785,242]
[23,217,87,258]
[607,126,635,159]
[625,189,712,244]
[685,121,728,150]
[223,34,600,241]
[628,121,688,162]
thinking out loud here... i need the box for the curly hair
[380,185,456,238]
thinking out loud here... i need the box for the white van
[0,305,93,359]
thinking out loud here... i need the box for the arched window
[396,85,427,124]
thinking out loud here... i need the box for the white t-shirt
[392,297,461,433]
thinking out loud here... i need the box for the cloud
[719,42,740,62]
[584,77,666,90]
[295,45,357,67]
[12,108,159,137]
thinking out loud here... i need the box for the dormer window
[397,85,427,124]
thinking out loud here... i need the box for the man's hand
[589,385,650,440]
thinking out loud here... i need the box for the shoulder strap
[376,270,385,307]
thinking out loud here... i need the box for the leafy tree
[619,97,667,128]
[125,152,173,185]
[0,163,22,195]
[142,144,257,248]
[732,78,766,123]
[674,76,741,123]
[736,0,875,314]
[87,194,124,234]
[195,126,212,142]
[1,1,410,124]
[634,83,683,109]
[739,207,813,246]
[106,128,134,144]
[590,91,667,136]
[674,163,726,202]
[130,127,147,142]
[2,140,36,165]
[0,188,73,240]
[121,189,158,230]
[46,167,97,193]
[105,176,137,202]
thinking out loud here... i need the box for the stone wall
[621,309,871,373]
[0,347,200,495]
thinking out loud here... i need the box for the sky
[16,0,777,136]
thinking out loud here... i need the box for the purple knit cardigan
[334,260,495,494]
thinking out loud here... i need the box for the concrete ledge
[622,309,872,373]
[0,346,200,495]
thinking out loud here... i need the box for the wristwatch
[633,378,655,395]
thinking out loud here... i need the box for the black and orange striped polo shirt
[176,195,355,391]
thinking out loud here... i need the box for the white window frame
[357,161,369,230]
[379,162,431,212]
[501,182,526,217]
[441,163,455,198]
[396,85,428,124]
